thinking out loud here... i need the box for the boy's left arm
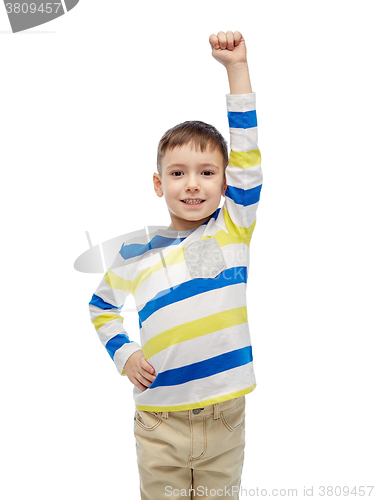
[210,31,263,245]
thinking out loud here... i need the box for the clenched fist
[209,31,247,68]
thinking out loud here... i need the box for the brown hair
[156,120,228,176]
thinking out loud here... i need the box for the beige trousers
[133,396,246,499]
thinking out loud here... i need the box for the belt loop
[214,403,220,420]
[161,412,169,419]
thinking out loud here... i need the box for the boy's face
[153,144,227,231]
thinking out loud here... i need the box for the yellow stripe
[229,149,261,169]
[135,384,256,412]
[132,247,185,295]
[142,306,247,359]
[92,313,124,331]
[104,268,134,294]
[223,207,256,246]
[203,230,243,246]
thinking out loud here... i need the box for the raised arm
[209,31,263,244]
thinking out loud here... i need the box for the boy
[89,30,263,499]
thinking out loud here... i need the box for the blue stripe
[228,110,257,129]
[106,334,131,360]
[149,346,253,389]
[119,235,186,260]
[138,266,247,326]
[89,294,119,310]
[225,184,262,207]
[119,243,149,260]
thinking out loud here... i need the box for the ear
[222,176,227,197]
[153,173,164,197]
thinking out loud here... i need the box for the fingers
[209,33,219,50]
[141,356,155,374]
[135,373,156,389]
[233,30,244,47]
[131,377,148,392]
[138,357,156,389]
[226,31,234,50]
[130,368,155,392]
[217,31,227,50]
[209,31,244,51]
[140,366,156,384]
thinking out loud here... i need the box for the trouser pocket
[220,396,246,432]
[134,410,162,431]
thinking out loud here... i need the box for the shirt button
[193,408,203,414]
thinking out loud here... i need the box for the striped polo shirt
[89,92,263,412]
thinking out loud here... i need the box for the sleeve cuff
[226,92,256,112]
[115,342,143,376]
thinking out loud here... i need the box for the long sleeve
[222,92,263,245]
[88,246,142,376]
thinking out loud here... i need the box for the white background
[1,1,374,498]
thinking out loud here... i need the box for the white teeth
[183,199,204,204]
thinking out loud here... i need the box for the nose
[185,174,200,192]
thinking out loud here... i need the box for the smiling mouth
[181,199,205,205]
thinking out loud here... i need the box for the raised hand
[209,30,247,69]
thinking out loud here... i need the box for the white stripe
[88,303,123,322]
[229,126,258,152]
[135,258,189,309]
[226,162,263,189]
[226,92,256,112]
[221,240,249,268]
[223,197,260,230]
[134,363,256,408]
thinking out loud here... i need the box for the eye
[171,171,183,177]
[202,171,214,176]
